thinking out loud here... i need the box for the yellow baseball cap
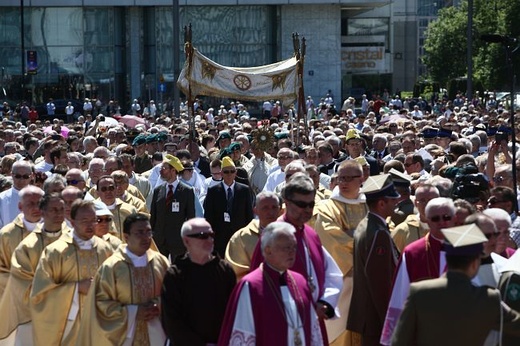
[221,156,236,169]
[346,129,361,142]
[163,154,184,172]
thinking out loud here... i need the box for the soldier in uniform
[347,174,401,346]
[392,224,520,345]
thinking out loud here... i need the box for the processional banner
[177,47,299,105]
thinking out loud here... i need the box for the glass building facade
[0,5,278,109]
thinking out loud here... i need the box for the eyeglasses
[222,170,236,174]
[13,174,31,180]
[485,232,500,239]
[186,231,215,240]
[211,171,223,176]
[97,217,113,223]
[404,162,414,167]
[288,199,315,209]
[67,179,84,185]
[389,124,398,128]
[429,214,452,222]
[337,175,362,184]
[277,155,291,160]
[130,230,154,238]
[99,185,115,192]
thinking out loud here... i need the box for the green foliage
[423,0,519,90]
[413,80,440,98]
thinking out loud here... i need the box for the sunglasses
[99,185,115,192]
[288,199,315,209]
[186,231,215,240]
[429,214,452,222]
[13,174,31,180]
[67,179,84,185]
[97,217,113,223]
[222,170,236,174]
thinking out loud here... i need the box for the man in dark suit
[345,129,380,176]
[392,224,520,345]
[150,154,195,258]
[204,156,254,257]
[317,143,336,176]
[188,141,211,178]
[347,174,401,345]
[370,133,389,171]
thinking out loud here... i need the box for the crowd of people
[0,89,519,345]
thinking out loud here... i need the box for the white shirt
[0,187,21,228]
[262,169,285,192]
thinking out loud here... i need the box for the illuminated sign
[27,50,38,75]
[342,47,385,73]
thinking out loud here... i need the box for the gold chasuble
[77,246,169,346]
[30,234,113,346]
[313,196,368,346]
[0,224,70,341]
[225,219,261,281]
[0,215,31,298]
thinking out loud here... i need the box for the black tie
[227,187,233,214]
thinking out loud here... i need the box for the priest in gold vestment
[30,200,113,346]
[225,191,281,281]
[77,213,170,346]
[0,193,69,345]
[313,160,368,346]
[0,186,44,298]
[95,175,137,238]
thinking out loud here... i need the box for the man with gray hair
[250,174,342,340]
[0,185,44,298]
[262,148,296,192]
[225,191,282,280]
[162,218,236,345]
[219,221,325,345]
[0,160,34,228]
[381,197,456,344]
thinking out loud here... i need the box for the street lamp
[481,33,519,212]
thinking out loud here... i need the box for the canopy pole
[293,33,307,147]
[183,24,196,144]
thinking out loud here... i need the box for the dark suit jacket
[150,181,195,258]
[392,271,520,346]
[197,156,211,178]
[365,155,381,176]
[348,212,399,344]
[203,181,254,257]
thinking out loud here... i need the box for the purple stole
[404,233,443,282]
[501,248,516,258]
[249,215,326,298]
[218,265,312,346]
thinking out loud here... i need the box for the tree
[423,0,519,90]
[423,6,468,87]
